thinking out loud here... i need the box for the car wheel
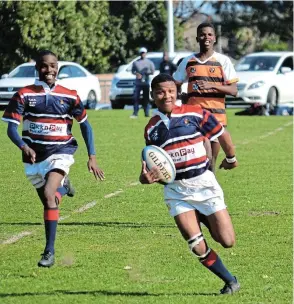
[86,91,97,110]
[111,100,125,109]
[266,87,278,114]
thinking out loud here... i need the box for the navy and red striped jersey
[2,80,87,163]
[144,104,224,180]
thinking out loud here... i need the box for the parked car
[226,51,294,110]
[0,61,101,109]
[109,52,192,109]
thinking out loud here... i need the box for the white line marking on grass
[59,215,70,221]
[73,201,97,213]
[236,121,293,147]
[1,231,32,245]
[2,121,292,246]
[104,190,123,198]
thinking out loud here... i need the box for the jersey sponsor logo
[169,147,195,159]
[28,122,67,135]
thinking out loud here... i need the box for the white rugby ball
[142,145,176,184]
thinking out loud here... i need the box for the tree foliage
[174,0,293,58]
[211,0,293,58]
[108,1,184,68]
[0,1,184,75]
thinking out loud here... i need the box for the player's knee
[43,188,57,207]
[219,235,235,248]
[187,233,208,257]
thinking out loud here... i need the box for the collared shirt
[2,80,87,163]
[144,104,224,180]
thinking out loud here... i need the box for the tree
[211,0,293,58]
[108,1,184,68]
[0,1,184,74]
[173,0,293,58]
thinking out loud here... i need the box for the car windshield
[9,66,38,78]
[235,56,280,72]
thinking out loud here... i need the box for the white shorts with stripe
[164,170,226,217]
[24,154,75,189]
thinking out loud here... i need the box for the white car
[0,61,101,109]
[227,51,294,110]
[109,52,193,109]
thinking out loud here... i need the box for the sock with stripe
[44,208,59,254]
[200,249,236,283]
[55,186,68,205]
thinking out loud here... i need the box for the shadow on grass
[0,221,175,228]
[0,289,218,298]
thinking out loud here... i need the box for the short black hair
[35,50,57,65]
[197,22,215,35]
[151,73,175,91]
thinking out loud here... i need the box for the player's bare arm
[218,130,238,170]
[88,155,105,181]
[196,80,237,96]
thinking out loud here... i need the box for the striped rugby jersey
[144,104,224,180]
[2,80,87,163]
[173,52,238,126]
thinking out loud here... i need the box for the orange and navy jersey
[144,104,224,180]
[2,80,87,163]
[173,52,238,126]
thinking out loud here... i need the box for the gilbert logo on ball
[142,145,176,184]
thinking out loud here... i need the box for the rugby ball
[142,145,176,184]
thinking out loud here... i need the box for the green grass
[0,109,292,304]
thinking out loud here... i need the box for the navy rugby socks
[200,249,236,283]
[44,208,59,254]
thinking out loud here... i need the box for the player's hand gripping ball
[142,145,176,184]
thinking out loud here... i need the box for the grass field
[0,109,292,304]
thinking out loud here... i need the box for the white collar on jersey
[194,51,216,64]
[152,109,170,129]
[34,79,56,92]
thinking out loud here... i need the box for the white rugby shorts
[164,170,226,217]
[24,154,75,189]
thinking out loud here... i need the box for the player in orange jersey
[174,22,238,173]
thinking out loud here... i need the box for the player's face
[196,27,215,50]
[152,81,177,114]
[36,54,58,86]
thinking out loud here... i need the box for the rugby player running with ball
[140,73,240,295]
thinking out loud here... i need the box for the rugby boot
[220,277,240,295]
[64,176,75,197]
[38,251,55,267]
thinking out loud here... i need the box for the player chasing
[140,73,240,295]
[173,22,238,173]
[2,50,105,268]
